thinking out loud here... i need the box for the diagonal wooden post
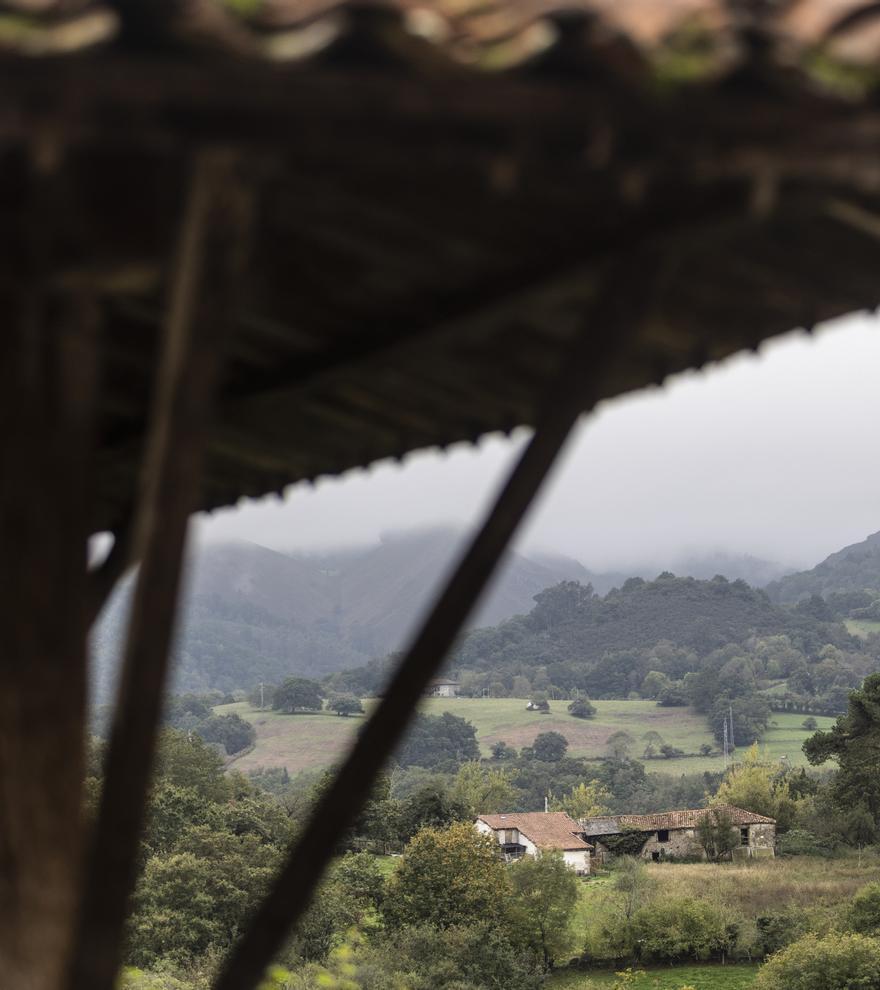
[214,252,659,990]
[67,150,253,990]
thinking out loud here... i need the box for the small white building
[475,811,592,874]
[426,678,459,698]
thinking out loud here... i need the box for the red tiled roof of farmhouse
[581,805,775,835]
[8,0,880,76]
[477,812,592,850]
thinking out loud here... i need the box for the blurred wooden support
[213,252,657,990]
[68,150,253,990]
[0,145,99,990]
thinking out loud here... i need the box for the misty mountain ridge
[92,528,607,698]
[92,526,874,699]
[767,530,880,604]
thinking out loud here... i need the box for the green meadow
[217,698,834,775]
[846,618,880,639]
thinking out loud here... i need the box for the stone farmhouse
[581,805,776,863]
[426,678,459,698]
[475,812,592,874]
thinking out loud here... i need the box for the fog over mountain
[199,314,880,572]
[768,530,880,605]
[91,524,880,701]
[91,530,608,698]
[92,314,880,699]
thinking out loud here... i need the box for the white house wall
[476,820,589,872]
[562,849,590,873]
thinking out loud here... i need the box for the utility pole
[260,682,264,710]
[729,704,734,758]
[722,719,729,769]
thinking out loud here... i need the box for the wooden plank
[67,149,253,990]
[212,250,660,990]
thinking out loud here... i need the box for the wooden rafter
[68,150,254,990]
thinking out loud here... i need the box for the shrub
[568,698,597,719]
[657,685,689,707]
[849,883,880,935]
[755,932,880,990]
[755,914,800,957]
[193,713,255,755]
[382,923,543,990]
[659,744,685,758]
[776,828,825,857]
[491,741,517,760]
[630,897,736,963]
[328,693,364,717]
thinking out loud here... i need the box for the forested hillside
[91,530,593,699]
[768,530,880,605]
[331,573,879,734]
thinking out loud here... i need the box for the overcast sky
[199,312,880,572]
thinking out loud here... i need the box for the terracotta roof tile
[477,811,592,850]
[7,0,880,85]
[581,804,776,836]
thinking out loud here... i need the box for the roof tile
[581,804,776,836]
[477,811,592,850]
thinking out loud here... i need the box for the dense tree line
[321,576,880,761]
[326,578,878,734]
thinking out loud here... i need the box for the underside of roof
[4,0,880,531]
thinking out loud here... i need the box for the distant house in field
[581,804,776,863]
[426,678,459,698]
[475,812,592,874]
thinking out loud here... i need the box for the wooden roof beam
[68,149,254,990]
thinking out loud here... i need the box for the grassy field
[549,964,758,989]
[217,698,834,775]
[607,856,874,921]
[559,856,878,990]
[846,618,880,639]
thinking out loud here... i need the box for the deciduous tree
[712,746,799,831]
[384,823,510,930]
[551,781,611,820]
[449,762,516,816]
[532,731,568,762]
[606,731,635,761]
[695,808,738,862]
[273,677,324,714]
[328,693,364,717]
[508,852,580,970]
